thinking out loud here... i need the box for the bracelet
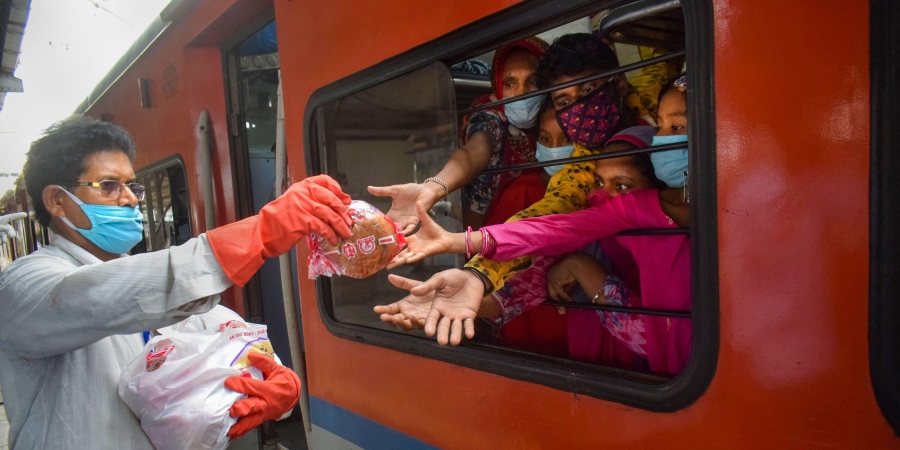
[465,226,474,259]
[462,267,492,294]
[423,177,450,200]
[591,286,605,304]
[479,228,495,256]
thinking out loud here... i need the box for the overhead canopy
[0,0,30,113]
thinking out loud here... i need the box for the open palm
[376,270,485,345]
[367,184,437,235]
[412,269,485,345]
[373,275,435,330]
[387,202,454,269]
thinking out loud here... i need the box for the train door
[222,17,310,449]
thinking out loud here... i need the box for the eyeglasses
[64,181,145,201]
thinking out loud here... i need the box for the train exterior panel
[76,0,276,317]
[62,0,899,447]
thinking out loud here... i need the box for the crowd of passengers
[369,30,691,376]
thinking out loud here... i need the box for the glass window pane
[315,62,462,332]
[133,160,193,253]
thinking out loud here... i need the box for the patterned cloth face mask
[555,80,621,149]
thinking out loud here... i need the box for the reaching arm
[0,234,231,359]
[434,132,494,195]
[369,131,494,234]
[0,175,353,359]
[397,189,672,267]
[481,189,662,261]
[374,270,487,345]
[464,144,598,292]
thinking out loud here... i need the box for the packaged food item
[119,306,287,450]
[306,200,406,278]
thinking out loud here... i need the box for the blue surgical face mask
[650,135,689,187]
[504,94,544,129]
[535,142,575,176]
[57,186,145,254]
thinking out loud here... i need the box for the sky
[0,0,170,196]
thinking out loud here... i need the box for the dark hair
[538,95,556,119]
[601,141,667,190]
[536,33,620,89]
[24,115,136,226]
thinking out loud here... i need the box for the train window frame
[303,0,717,411]
[132,155,193,253]
[869,0,900,435]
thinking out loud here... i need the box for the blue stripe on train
[309,396,437,450]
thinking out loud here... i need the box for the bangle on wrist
[462,267,492,294]
[423,177,449,200]
[591,286,605,304]
[479,228,495,256]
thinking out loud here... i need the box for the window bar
[616,227,689,236]
[456,50,685,117]
[541,300,691,319]
[480,140,687,175]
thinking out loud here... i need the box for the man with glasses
[0,116,353,448]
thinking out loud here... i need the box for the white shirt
[0,234,232,449]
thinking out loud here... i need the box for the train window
[312,62,464,332]
[307,0,717,411]
[870,0,900,435]
[0,185,49,269]
[132,157,193,254]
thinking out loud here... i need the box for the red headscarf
[489,36,550,100]
[461,37,549,224]
[461,37,549,133]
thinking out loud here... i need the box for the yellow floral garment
[624,47,678,126]
[465,143,598,293]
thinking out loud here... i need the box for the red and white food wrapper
[306,200,406,279]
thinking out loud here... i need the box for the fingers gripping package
[307,200,406,278]
[119,306,288,450]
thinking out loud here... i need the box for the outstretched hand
[376,269,485,345]
[373,274,435,331]
[387,202,454,269]
[368,184,438,235]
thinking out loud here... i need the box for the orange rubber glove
[207,175,353,286]
[224,352,302,438]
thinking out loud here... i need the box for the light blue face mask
[504,94,544,129]
[58,186,145,254]
[650,135,689,187]
[535,142,575,176]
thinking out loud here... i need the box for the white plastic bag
[119,306,284,450]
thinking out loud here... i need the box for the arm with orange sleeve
[206,174,352,287]
[205,175,352,437]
